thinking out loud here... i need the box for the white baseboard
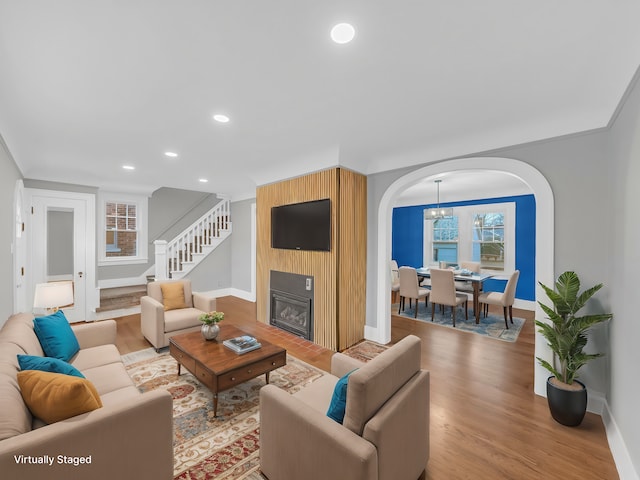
[514,299,535,310]
[87,305,141,321]
[199,287,255,303]
[602,401,639,480]
[587,389,606,415]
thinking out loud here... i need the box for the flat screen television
[271,199,331,251]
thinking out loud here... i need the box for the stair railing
[154,197,231,280]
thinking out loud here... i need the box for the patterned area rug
[393,303,525,342]
[342,340,389,362]
[123,349,325,479]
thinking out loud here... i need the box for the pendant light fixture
[424,179,453,220]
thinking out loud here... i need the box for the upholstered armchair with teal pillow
[260,335,430,480]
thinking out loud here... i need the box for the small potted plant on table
[199,311,224,340]
[535,271,612,426]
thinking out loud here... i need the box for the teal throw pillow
[326,369,357,424]
[17,354,85,378]
[33,310,80,362]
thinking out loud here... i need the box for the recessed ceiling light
[213,114,230,123]
[331,23,355,44]
[122,165,135,170]
[164,151,178,158]
[199,178,208,183]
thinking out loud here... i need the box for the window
[98,193,148,265]
[431,216,459,263]
[424,203,514,273]
[105,202,137,256]
[472,213,505,270]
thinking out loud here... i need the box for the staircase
[154,198,232,280]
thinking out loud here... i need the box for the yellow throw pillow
[17,370,103,424]
[161,282,188,311]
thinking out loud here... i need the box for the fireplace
[270,271,313,341]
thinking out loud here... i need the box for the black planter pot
[546,377,587,427]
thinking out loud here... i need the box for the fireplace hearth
[270,271,313,341]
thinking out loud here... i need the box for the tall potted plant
[535,271,612,426]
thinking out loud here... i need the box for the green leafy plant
[199,311,224,325]
[535,271,612,385]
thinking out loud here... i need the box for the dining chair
[455,261,481,307]
[390,260,400,303]
[478,270,520,329]
[398,266,430,318]
[429,268,468,327]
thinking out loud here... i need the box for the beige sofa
[260,334,429,480]
[141,279,216,350]
[0,313,173,480]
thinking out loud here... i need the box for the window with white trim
[431,216,459,264]
[472,212,505,270]
[424,203,515,273]
[98,193,148,265]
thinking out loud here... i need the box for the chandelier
[424,179,453,220]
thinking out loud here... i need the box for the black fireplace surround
[270,271,313,341]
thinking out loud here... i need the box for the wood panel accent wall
[256,168,366,351]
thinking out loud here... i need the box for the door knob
[78,272,83,278]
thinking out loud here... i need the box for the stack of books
[223,335,262,354]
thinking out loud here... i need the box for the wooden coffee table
[169,325,286,417]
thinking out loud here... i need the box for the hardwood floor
[113,296,618,480]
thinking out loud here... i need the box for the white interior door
[13,180,26,314]
[26,189,96,323]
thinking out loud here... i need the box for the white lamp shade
[33,281,74,309]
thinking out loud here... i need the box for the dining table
[415,267,494,324]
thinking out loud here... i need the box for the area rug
[123,349,325,479]
[342,340,389,362]
[393,303,525,342]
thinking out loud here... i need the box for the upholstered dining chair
[478,270,520,329]
[398,266,430,318]
[429,268,468,327]
[455,261,482,310]
[390,260,400,303]
[460,261,481,273]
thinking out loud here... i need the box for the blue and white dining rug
[393,303,525,342]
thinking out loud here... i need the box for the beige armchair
[260,335,429,480]
[140,279,216,351]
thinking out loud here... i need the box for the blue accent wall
[392,194,536,301]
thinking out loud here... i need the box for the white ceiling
[394,170,532,207]
[1,1,639,199]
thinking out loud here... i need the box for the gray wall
[0,136,22,323]
[186,237,232,292]
[187,198,255,294]
[24,179,98,195]
[47,210,74,277]
[230,199,255,293]
[608,71,640,475]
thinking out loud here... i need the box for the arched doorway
[373,157,554,396]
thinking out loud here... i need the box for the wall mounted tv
[271,199,331,251]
